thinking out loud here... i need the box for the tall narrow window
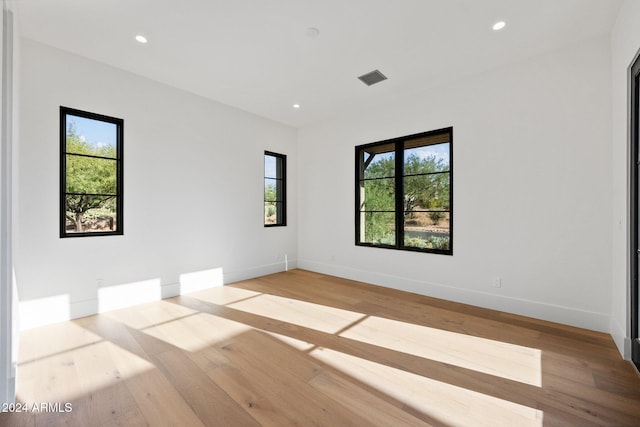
[630,52,640,370]
[60,107,123,237]
[264,151,286,226]
[356,127,452,254]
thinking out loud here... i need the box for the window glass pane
[66,155,117,195]
[64,195,118,233]
[362,145,395,179]
[404,212,450,251]
[360,212,395,245]
[265,202,283,225]
[265,154,281,178]
[265,178,279,202]
[404,142,450,174]
[403,173,450,212]
[66,114,117,158]
[361,178,395,211]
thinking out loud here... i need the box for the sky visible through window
[367,143,450,167]
[67,114,117,150]
[407,143,450,165]
[265,154,276,177]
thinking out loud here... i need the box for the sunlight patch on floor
[311,347,544,427]
[340,316,542,386]
[18,320,103,364]
[264,331,317,351]
[141,312,251,352]
[227,293,367,334]
[187,285,262,306]
[17,340,154,404]
[104,300,199,330]
[223,291,541,386]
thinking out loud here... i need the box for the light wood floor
[2,269,639,426]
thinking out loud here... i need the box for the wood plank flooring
[1,269,639,426]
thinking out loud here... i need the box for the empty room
[2,0,640,426]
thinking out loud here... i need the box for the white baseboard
[609,316,630,359]
[19,260,295,330]
[224,260,297,284]
[298,259,611,333]
[162,282,181,298]
[70,298,98,320]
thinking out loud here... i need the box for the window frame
[355,127,453,255]
[60,106,124,238]
[264,150,287,227]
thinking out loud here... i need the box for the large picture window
[264,151,286,226]
[355,127,452,254]
[60,107,123,237]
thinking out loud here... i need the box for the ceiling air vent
[357,69,387,86]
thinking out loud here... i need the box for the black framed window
[355,127,452,254]
[60,107,123,237]
[630,52,640,370]
[264,151,286,226]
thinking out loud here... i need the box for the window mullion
[395,141,404,249]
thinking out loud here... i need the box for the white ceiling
[16,0,622,128]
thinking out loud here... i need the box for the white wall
[298,35,613,332]
[17,39,297,328]
[611,0,640,358]
[15,17,627,342]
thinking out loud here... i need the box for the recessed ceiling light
[492,21,506,31]
[293,104,301,109]
[135,35,148,44]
